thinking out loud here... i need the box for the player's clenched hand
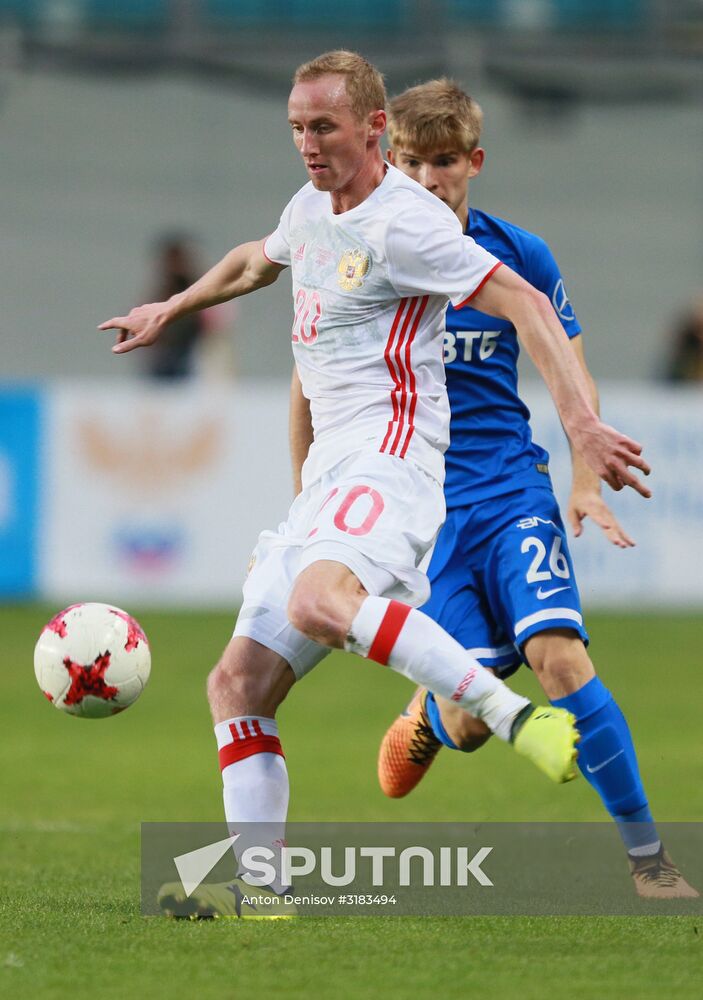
[567,488,635,548]
[98,300,173,354]
[572,421,652,499]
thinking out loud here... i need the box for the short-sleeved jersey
[264,164,501,488]
[443,208,581,507]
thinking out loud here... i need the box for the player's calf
[432,693,492,752]
[207,637,295,722]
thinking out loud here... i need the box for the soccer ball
[34,603,151,718]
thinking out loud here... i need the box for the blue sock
[425,691,460,750]
[551,676,659,854]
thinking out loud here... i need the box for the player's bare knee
[525,629,595,699]
[288,562,367,648]
[287,585,346,647]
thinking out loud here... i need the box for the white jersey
[264,163,501,487]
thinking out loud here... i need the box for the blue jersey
[443,208,581,507]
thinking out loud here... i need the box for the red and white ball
[34,603,151,718]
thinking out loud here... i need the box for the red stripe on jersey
[453,261,503,310]
[380,298,419,456]
[367,600,413,666]
[396,295,429,458]
[388,298,419,454]
[380,299,412,453]
[219,734,284,769]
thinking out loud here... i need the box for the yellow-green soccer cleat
[158,879,297,919]
[511,706,580,783]
[629,847,700,899]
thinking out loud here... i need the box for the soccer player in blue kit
[370,79,697,898]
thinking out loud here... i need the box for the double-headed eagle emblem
[337,248,371,291]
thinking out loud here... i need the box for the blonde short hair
[293,50,386,120]
[388,78,483,154]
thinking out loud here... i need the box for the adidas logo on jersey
[294,243,306,261]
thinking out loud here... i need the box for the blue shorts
[422,486,588,678]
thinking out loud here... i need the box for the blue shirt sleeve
[524,235,582,339]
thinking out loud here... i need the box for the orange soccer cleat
[378,688,443,798]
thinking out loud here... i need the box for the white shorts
[233,450,446,679]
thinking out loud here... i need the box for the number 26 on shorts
[521,534,570,584]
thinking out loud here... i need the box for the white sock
[346,597,529,741]
[215,716,289,893]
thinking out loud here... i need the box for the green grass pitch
[1,604,701,999]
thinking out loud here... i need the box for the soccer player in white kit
[100,51,652,917]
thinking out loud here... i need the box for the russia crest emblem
[337,248,371,290]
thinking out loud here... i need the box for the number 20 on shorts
[308,485,385,538]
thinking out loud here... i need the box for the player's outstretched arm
[289,366,313,496]
[566,336,635,547]
[472,266,652,498]
[99,239,284,354]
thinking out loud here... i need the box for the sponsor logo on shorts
[516,516,557,531]
[536,585,570,600]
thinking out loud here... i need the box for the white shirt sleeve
[262,194,296,267]
[386,205,502,306]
